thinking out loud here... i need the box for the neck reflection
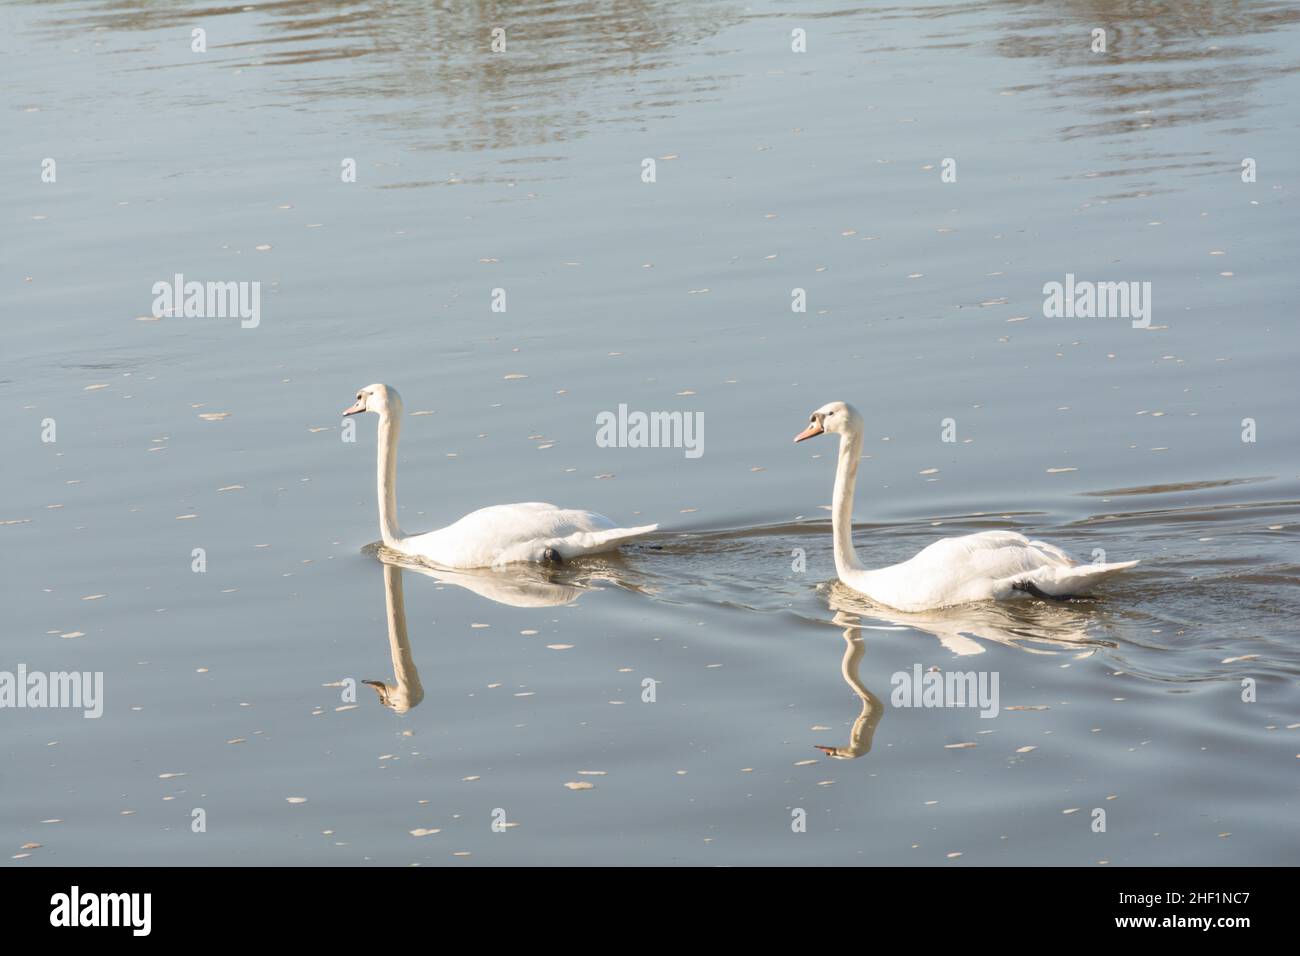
[363,562,425,714]
[815,609,885,760]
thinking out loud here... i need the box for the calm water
[3,0,1298,865]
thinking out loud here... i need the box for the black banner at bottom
[2,865,1288,940]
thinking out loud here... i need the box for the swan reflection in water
[815,583,1116,758]
[362,562,425,713]
[361,545,644,712]
[814,609,885,759]
[826,581,1113,657]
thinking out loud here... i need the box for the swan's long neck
[831,425,866,576]
[376,408,404,548]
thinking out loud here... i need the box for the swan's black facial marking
[342,389,369,417]
[542,547,563,564]
[794,411,828,443]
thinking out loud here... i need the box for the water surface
[3,0,1298,865]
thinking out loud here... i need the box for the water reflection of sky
[20,0,1300,169]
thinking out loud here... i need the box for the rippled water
[3,0,1298,865]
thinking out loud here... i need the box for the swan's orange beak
[342,399,366,416]
[794,422,824,443]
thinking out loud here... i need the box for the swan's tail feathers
[563,523,659,557]
[589,523,659,548]
[1014,559,1139,599]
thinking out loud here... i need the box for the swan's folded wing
[859,531,1083,610]
[1025,538,1075,566]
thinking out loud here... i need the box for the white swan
[794,401,1138,612]
[344,384,657,568]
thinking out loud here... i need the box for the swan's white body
[797,401,1138,613]
[345,384,656,569]
[396,501,652,568]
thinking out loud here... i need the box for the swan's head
[342,383,403,419]
[794,401,861,442]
